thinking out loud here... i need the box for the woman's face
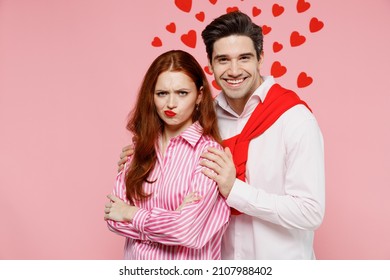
[154,70,202,137]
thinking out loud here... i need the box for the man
[118,11,325,259]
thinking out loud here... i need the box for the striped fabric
[107,122,230,259]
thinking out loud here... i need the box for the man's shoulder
[280,105,321,139]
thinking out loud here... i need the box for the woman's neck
[160,133,171,157]
[160,122,193,156]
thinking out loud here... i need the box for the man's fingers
[118,145,135,171]
[224,147,233,159]
[205,146,223,155]
[118,157,127,166]
[122,145,133,153]
[121,146,134,158]
[201,167,218,181]
[117,163,125,172]
[201,147,224,159]
[107,194,118,202]
[200,159,222,175]
[201,153,224,168]
[201,147,230,165]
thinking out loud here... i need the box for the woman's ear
[197,86,203,105]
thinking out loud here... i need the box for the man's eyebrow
[213,52,255,60]
[239,52,255,57]
[213,54,228,60]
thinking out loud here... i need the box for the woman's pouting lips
[164,110,176,117]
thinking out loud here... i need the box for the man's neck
[227,97,250,115]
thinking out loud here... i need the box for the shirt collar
[256,75,276,102]
[177,121,203,148]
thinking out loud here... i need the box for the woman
[104,50,230,260]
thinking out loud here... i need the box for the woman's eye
[156,92,167,96]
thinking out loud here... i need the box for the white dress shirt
[215,76,325,259]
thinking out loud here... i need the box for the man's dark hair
[201,11,264,63]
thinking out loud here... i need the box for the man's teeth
[227,79,244,84]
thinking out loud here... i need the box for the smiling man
[199,11,325,259]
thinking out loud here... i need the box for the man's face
[209,35,263,114]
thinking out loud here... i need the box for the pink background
[1,0,389,259]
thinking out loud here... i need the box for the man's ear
[258,50,264,71]
[207,61,214,74]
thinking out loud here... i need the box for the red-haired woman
[104,50,230,260]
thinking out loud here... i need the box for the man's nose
[227,60,241,76]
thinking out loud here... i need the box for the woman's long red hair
[125,50,221,202]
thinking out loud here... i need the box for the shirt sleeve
[107,145,230,249]
[106,164,146,240]
[226,117,325,230]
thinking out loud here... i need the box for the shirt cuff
[226,179,274,214]
[226,179,251,210]
[131,208,149,235]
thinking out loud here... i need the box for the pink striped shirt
[107,122,230,260]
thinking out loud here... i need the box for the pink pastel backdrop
[1,0,389,259]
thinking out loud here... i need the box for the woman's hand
[176,192,202,211]
[104,194,138,222]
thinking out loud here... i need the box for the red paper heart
[309,17,324,33]
[209,0,217,4]
[181,30,197,48]
[252,7,261,17]
[297,0,311,13]
[195,11,205,22]
[151,37,162,47]
[272,4,284,17]
[271,61,287,78]
[175,0,192,13]
[262,25,272,35]
[297,72,313,88]
[290,31,306,47]
[212,80,222,90]
[273,42,283,53]
[204,66,213,75]
[166,22,176,33]
[226,6,239,13]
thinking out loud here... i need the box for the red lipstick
[164,110,176,117]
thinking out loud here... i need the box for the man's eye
[218,58,228,63]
